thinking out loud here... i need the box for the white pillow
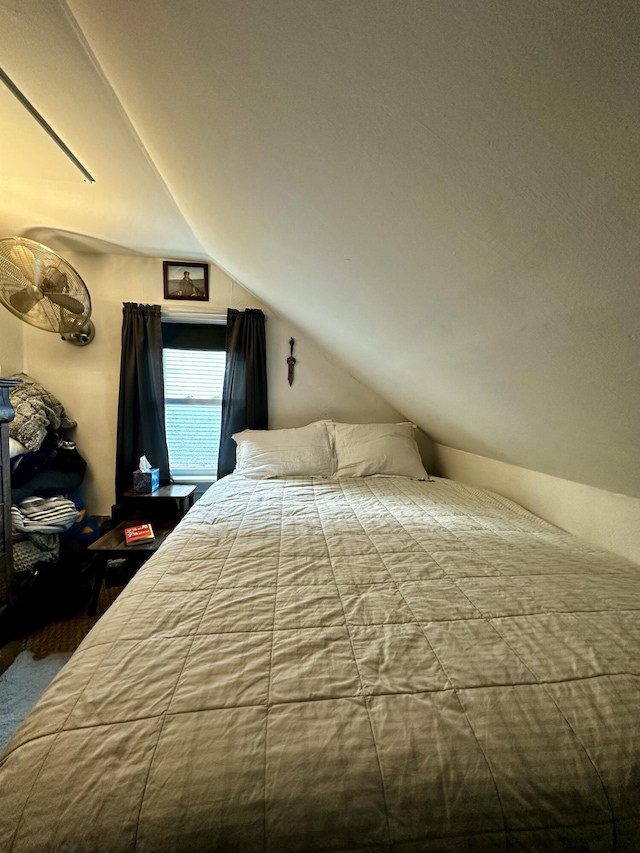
[9,438,29,459]
[331,422,428,479]
[233,421,334,479]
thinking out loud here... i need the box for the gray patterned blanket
[8,373,76,452]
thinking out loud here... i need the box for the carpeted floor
[0,650,73,752]
[20,584,122,658]
[0,583,124,752]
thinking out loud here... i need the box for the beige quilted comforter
[1,475,639,852]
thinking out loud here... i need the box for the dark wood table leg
[88,557,106,616]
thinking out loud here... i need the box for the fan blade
[45,292,85,314]
[9,244,36,282]
[10,288,39,314]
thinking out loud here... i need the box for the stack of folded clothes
[11,497,81,580]
[11,496,80,535]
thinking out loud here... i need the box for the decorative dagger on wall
[287,337,296,386]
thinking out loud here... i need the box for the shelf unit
[0,378,21,623]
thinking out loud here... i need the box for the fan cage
[0,237,92,333]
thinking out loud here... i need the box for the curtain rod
[161,307,268,324]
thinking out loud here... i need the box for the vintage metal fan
[0,237,95,345]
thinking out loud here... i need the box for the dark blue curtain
[115,303,170,498]
[217,309,268,478]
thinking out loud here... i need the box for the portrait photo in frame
[163,261,209,301]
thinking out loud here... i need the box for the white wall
[435,444,640,566]
[17,253,404,515]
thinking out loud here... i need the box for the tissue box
[132,468,160,493]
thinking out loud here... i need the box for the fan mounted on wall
[0,237,95,346]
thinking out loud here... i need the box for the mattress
[1,475,639,852]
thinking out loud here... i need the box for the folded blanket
[8,374,76,452]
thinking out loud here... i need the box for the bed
[1,423,639,852]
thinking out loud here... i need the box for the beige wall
[266,316,403,431]
[14,253,403,515]
[0,311,23,377]
[435,444,640,566]
[3,267,637,567]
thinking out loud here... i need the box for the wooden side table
[118,484,197,523]
[87,520,175,615]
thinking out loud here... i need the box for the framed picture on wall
[163,261,209,301]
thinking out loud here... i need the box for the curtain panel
[217,308,268,479]
[115,303,170,498]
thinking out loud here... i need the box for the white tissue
[139,455,152,472]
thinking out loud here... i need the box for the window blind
[163,348,227,478]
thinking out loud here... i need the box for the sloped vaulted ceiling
[1,0,639,496]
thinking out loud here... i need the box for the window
[162,321,226,481]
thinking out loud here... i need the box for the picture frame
[163,261,209,301]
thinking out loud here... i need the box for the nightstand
[87,520,175,615]
[116,484,197,523]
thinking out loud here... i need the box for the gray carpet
[0,650,72,753]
